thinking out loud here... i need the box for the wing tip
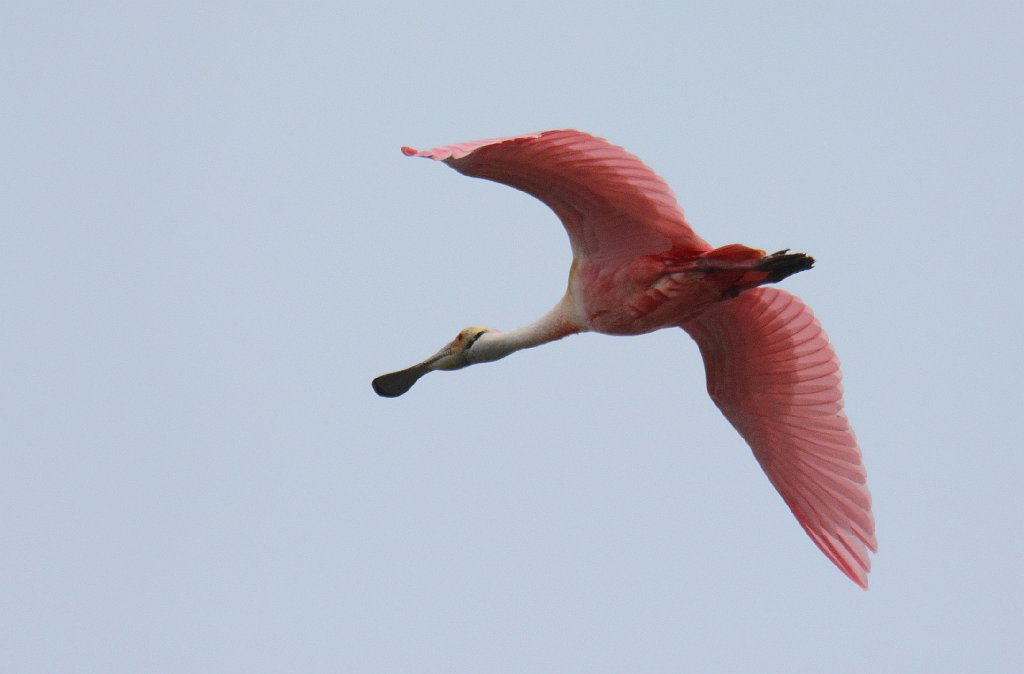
[400,130,578,162]
[401,144,455,160]
[849,556,871,590]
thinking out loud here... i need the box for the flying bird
[373,130,876,588]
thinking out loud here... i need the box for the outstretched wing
[402,130,710,262]
[682,287,876,588]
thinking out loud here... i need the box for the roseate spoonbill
[373,130,875,588]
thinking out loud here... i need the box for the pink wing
[402,130,711,262]
[682,287,876,588]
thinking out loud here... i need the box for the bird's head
[372,326,491,397]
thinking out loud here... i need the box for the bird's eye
[465,330,487,349]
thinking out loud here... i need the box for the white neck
[469,294,581,364]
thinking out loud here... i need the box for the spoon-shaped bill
[372,362,432,397]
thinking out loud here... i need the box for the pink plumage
[402,130,709,261]
[376,130,876,588]
[684,287,875,588]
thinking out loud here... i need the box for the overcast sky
[3,2,1022,672]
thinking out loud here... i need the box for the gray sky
[3,2,1022,672]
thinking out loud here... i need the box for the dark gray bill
[372,362,431,398]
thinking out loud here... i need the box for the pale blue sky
[2,2,1022,672]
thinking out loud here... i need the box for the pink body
[396,130,876,588]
